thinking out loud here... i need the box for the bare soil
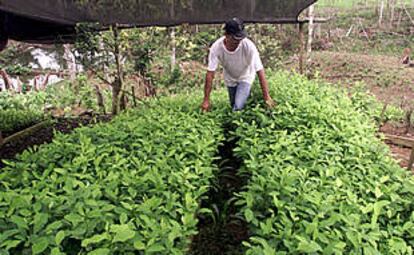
[310,51,414,106]
[190,128,248,255]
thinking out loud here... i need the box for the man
[201,17,275,111]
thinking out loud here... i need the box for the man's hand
[264,97,276,109]
[202,71,214,112]
[201,100,210,112]
[257,69,275,109]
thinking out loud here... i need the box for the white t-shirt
[207,36,264,87]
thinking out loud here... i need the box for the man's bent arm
[257,69,271,100]
[203,71,215,103]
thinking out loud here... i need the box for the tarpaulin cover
[0,0,317,43]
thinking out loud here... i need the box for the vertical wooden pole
[170,27,176,71]
[307,4,315,67]
[299,22,305,75]
[408,146,414,171]
[131,86,137,108]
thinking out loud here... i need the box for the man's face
[225,34,242,49]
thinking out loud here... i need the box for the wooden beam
[384,134,414,148]
[382,134,414,171]
[299,17,330,23]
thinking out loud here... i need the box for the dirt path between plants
[190,127,248,255]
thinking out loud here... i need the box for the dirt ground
[309,51,414,170]
[310,51,414,103]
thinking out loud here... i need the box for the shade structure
[0,0,317,44]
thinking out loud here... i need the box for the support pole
[307,4,315,67]
[409,146,414,171]
[170,27,176,71]
[299,22,305,75]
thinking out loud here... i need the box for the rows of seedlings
[0,95,227,254]
[232,72,414,254]
[2,71,413,255]
[0,91,52,136]
[0,116,112,169]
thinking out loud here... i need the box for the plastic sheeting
[0,0,317,43]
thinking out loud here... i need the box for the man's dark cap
[224,17,247,40]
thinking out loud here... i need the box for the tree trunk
[379,0,385,27]
[94,84,106,114]
[16,77,22,93]
[131,86,137,107]
[112,79,121,115]
[120,91,128,111]
[406,108,413,134]
[63,44,77,82]
[41,73,51,90]
[390,0,396,28]
[112,25,124,115]
[0,69,12,90]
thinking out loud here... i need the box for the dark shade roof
[0,0,317,44]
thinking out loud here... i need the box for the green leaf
[64,213,83,226]
[346,231,359,248]
[0,230,20,245]
[34,213,49,233]
[51,247,64,255]
[374,186,383,198]
[133,240,146,250]
[120,213,128,224]
[297,239,322,253]
[32,237,49,255]
[45,221,63,233]
[10,215,28,229]
[147,243,165,253]
[372,200,390,224]
[111,224,136,243]
[87,248,110,255]
[82,233,109,247]
[3,240,22,250]
[363,246,380,255]
[55,231,65,245]
[245,209,255,223]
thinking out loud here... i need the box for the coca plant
[233,72,414,254]
[0,94,228,254]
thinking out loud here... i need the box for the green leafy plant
[0,93,228,254]
[232,71,414,254]
[0,109,44,133]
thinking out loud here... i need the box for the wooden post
[408,146,414,171]
[170,27,176,71]
[299,22,305,75]
[131,86,137,108]
[307,4,315,67]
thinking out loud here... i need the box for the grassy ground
[312,0,414,56]
[317,0,413,9]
